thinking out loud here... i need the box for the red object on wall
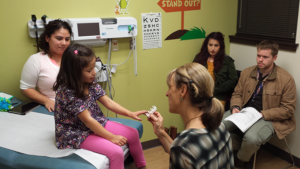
[157,0,201,30]
[157,0,201,13]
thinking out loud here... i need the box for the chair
[252,137,295,169]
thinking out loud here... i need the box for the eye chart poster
[142,13,162,50]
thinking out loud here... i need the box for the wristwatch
[230,105,241,113]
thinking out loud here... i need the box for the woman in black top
[193,32,238,106]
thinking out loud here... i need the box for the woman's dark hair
[167,63,224,130]
[38,19,73,54]
[193,32,225,73]
[53,44,95,98]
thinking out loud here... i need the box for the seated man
[223,40,296,168]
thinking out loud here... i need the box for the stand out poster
[157,0,206,41]
[141,13,162,50]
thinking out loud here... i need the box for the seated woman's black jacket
[194,55,238,101]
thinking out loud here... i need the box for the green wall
[0,0,238,142]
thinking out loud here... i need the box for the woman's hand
[110,135,128,146]
[44,99,55,112]
[21,89,55,112]
[148,111,173,154]
[130,110,148,121]
[148,111,165,136]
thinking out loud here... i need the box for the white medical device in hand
[145,106,157,118]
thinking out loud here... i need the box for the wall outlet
[112,40,118,51]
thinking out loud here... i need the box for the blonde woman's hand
[130,110,148,121]
[148,111,165,136]
[44,99,55,112]
[110,135,128,146]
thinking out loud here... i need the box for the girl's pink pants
[80,121,146,169]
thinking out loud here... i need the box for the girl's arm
[98,95,147,121]
[148,111,173,154]
[78,109,127,146]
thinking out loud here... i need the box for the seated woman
[193,32,238,107]
[20,19,72,112]
[148,63,234,169]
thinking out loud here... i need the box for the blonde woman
[149,63,234,169]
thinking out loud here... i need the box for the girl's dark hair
[53,44,95,98]
[167,63,224,130]
[38,19,73,54]
[193,32,225,73]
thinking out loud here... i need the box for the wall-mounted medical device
[28,17,138,76]
[28,17,137,47]
[67,17,137,47]
[65,17,138,76]
[28,19,53,38]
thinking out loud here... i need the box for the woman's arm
[21,89,55,112]
[156,130,174,154]
[148,111,173,154]
[98,95,146,121]
[78,109,127,146]
[20,53,55,112]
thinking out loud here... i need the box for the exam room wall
[0,0,238,142]
[229,2,300,158]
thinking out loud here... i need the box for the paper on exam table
[0,111,128,169]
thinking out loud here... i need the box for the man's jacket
[230,64,296,139]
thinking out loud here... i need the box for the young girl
[53,43,147,169]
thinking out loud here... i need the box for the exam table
[0,98,143,169]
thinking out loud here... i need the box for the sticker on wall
[142,13,162,50]
[115,0,130,15]
[157,0,206,41]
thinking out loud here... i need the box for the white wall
[229,4,300,158]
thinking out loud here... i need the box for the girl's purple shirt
[54,80,107,149]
